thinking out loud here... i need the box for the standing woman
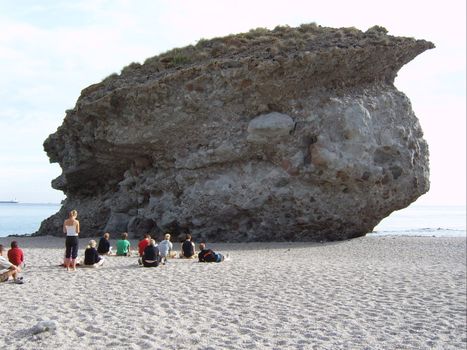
[63,209,80,271]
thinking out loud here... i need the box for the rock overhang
[38,23,433,241]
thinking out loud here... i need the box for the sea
[0,203,61,237]
[0,203,465,238]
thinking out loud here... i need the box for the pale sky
[0,0,465,205]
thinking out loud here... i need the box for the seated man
[180,234,196,259]
[8,241,25,268]
[97,232,112,255]
[198,243,225,263]
[0,244,23,284]
[158,233,177,264]
[138,234,151,257]
[141,240,160,267]
[116,232,131,256]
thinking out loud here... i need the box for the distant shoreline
[4,232,466,240]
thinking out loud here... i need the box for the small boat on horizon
[0,200,19,204]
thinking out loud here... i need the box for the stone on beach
[31,320,59,335]
[38,24,434,241]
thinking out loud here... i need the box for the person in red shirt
[7,241,24,267]
[138,234,151,257]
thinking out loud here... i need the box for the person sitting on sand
[180,233,196,259]
[158,233,177,264]
[138,234,151,257]
[0,244,23,284]
[97,232,112,255]
[116,232,131,256]
[198,243,225,263]
[141,239,160,267]
[63,209,80,271]
[84,240,104,267]
[8,241,25,268]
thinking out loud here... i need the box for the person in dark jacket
[84,240,104,267]
[97,232,112,255]
[198,243,225,263]
[142,240,160,267]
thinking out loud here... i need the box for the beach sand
[0,236,465,350]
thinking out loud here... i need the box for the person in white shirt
[63,209,80,271]
[0,244,23,284]
[158,233,177,264]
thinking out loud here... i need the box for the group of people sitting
[0,233,226,285]
[2,209,228,283]
[92,231,226,268]
[59,209,226,271]
[0,241,25,284]
[0,231,227,284]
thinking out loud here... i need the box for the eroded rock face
[37,24,433,241]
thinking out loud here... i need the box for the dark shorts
[142,260,159,267]
[65,236,79,259]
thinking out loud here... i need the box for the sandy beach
[0,235,465,350]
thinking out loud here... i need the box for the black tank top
[182,240,194,256]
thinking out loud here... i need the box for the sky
[0,0,465,205]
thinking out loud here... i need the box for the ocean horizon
[0,202,465,238]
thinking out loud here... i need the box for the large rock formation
[37,24,433,241]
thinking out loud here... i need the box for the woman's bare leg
[71,259,77,271]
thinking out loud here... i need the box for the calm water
[0,203,60,237]
[0,203,465,238]
[372,205,466,237]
